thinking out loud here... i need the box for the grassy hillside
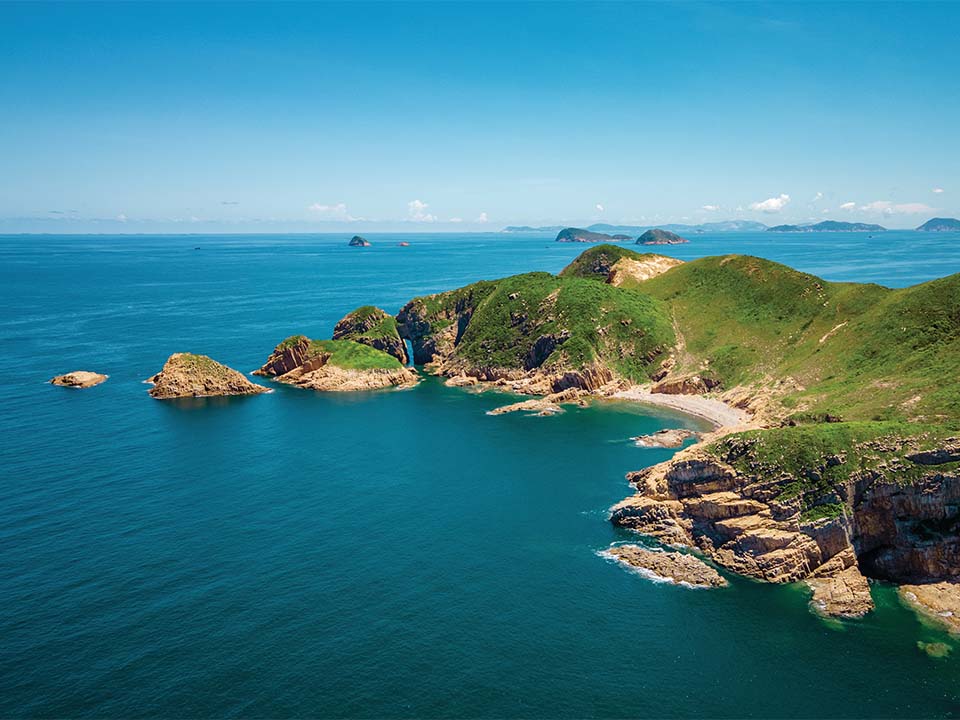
[559,245,647,281]
[276,335,402,370]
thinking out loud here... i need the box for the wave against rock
[148,353,268,399]
[50,371,108,388]
[604,544,728,588]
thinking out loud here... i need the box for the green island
[376,244,960,624]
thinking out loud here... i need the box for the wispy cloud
[933,187,945,194]
[407,199,436,223]
[221,200,240,206]
[475,212,489,223]
[812,191,823,202]
[860,200,935,215]
[839,201,856,210]
[308,202,357,221]
[595,203,604,212]
[701,204,719,212]
[449,217,463,223]
[749,194,790,213]
[116,213,128,222]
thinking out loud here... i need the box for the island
[348,235,371,247]
[357,243,960,623]
[555,227,625,243]
[636,228,689,245]
[50,371,108,388]
[254,334,417,392]
[148,353,269,399]
[768,221,886,232]
[916,217,960,232]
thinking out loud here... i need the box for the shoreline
[610,385,751,430]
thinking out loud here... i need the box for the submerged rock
[605,544,727,588]
[148,353,268,399]
[50,371,108,388]
[633,428,700,448]
[917,641,952,658]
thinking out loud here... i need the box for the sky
[1,1,959,233]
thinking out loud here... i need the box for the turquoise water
[2,231,960,718]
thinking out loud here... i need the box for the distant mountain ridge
[768,221,886,233]
[502,220,768,234]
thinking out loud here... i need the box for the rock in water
[148,353,268,399]
[633,428,700,448]
[899,582,960,634]
[50,371,108,388]
[605,544,728,587]
[348,235,371,247]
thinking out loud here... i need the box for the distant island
[636,228,689,245]
[348,235,371,247]
[768,221,886,233]
[507,220,768,234]
[916,217,960,232]
[555,227,630,243]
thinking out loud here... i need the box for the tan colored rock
[633,428,700,448]
[50,371,108,388]
[487,388,586,416]
[282,364,418,392]
[605,544,728,588]
[899,582,960,634]
[807,563,874,618]
[608,255,684,286]
[148,353,268,399]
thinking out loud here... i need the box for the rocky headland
[255,334,417,392]
[50,371,108,388]
[148,353,268,399]
[603,544,728,588]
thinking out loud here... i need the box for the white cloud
[933,187,945,194]
[407,199,436,223]
[860,200,935,215]
[749,194,790,213]
[595,204,604,212]
[812,192,823,202]
[475,212,489,223]
[308,202,357,220]
[701,204,720,212]
[839,201,856,210]
[116,213,127,222]
[449,217,463,223]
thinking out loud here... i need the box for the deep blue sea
[2,231,960,718]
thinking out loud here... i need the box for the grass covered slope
[398,269,674,389]
[332,305,408,364]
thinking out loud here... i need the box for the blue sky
[2,1,958,232]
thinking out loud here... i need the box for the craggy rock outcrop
[50,371,108,388]
[651,374,721,396]
[610,432,960,618]
[899,582,960,634]
[633,428,700,448]
[148,353,268,399]
[255,336,417,392]
[604,544,728,588]
[333,306,409,364]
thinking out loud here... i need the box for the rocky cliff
[610,424,960,617]
[333,306,409,364]
[148,353,268,399]
[255,335,417,391]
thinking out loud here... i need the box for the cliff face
[332,306,409,364]
[397,272,673,394]
[256,335,417,391]
[148,353,268,399]
[610,426,960,616]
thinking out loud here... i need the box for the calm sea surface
[2,231,960,718]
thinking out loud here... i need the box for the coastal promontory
[148,353,268,399]
[50,371,108,388]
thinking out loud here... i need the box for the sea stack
[147,353,269,399]
[637,229,689,245]
[348,235,371,247]
[50,371,108,388]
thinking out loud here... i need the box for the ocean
[2,230,960,718]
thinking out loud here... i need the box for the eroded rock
[605,544,728,587]
[50,371,108,388]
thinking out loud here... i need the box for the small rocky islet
[50,371,108,388]
[147,353,268,399]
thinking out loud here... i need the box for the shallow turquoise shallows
[2,232,960,718]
